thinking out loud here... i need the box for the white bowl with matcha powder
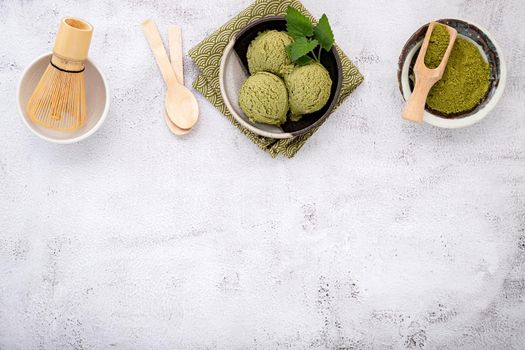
[398,19,507,128]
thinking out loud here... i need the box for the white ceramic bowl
[398,19,507,128]
[17,53,110,143]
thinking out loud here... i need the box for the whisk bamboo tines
[27,18,93,131]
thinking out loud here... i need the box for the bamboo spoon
[163,25,191,136]
[168,25,184,87]
[402,22,457,123]
[143,20,198,130]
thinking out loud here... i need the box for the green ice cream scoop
[247,30,295,77]
[238,72,289,126]
[285,62,332,120]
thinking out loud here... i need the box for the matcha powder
[423,24,491,115]
[424,24,450,69]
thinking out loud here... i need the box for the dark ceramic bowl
[398,19,506,128]
[220,16,343,139]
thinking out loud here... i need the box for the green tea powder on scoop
[424,24,450,69]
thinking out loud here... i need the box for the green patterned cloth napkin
[189,0,363,158]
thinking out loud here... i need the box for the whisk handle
[54,18,93,62]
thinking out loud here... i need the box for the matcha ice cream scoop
[247,30,295,77]
[285,62,332,120]
[238,72,289,126]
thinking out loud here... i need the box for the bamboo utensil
[168,25,184,86]
[27,17,93,131]
[143,20,198,131]
[163,25,191,135]
[402,22,457,123]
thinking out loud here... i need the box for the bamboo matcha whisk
[27,18,93,131]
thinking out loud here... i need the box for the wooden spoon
[163,25,191,135]
[164,109,191,135]
[143,20,199,130]
[402,22,457,123]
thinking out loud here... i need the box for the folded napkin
[189,0,363,158]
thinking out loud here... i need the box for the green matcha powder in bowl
[424,24,491,116]
[398,18,507,128]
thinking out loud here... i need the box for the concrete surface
[1,0,524,349]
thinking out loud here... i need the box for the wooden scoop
[143,20,199,130]
[402,22,457,123]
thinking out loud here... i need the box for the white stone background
[1,0,524,348]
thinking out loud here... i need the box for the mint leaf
[313,14,334,51]
[286,37,318,62]
[286,6,314,39]
[285,7,335,63]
